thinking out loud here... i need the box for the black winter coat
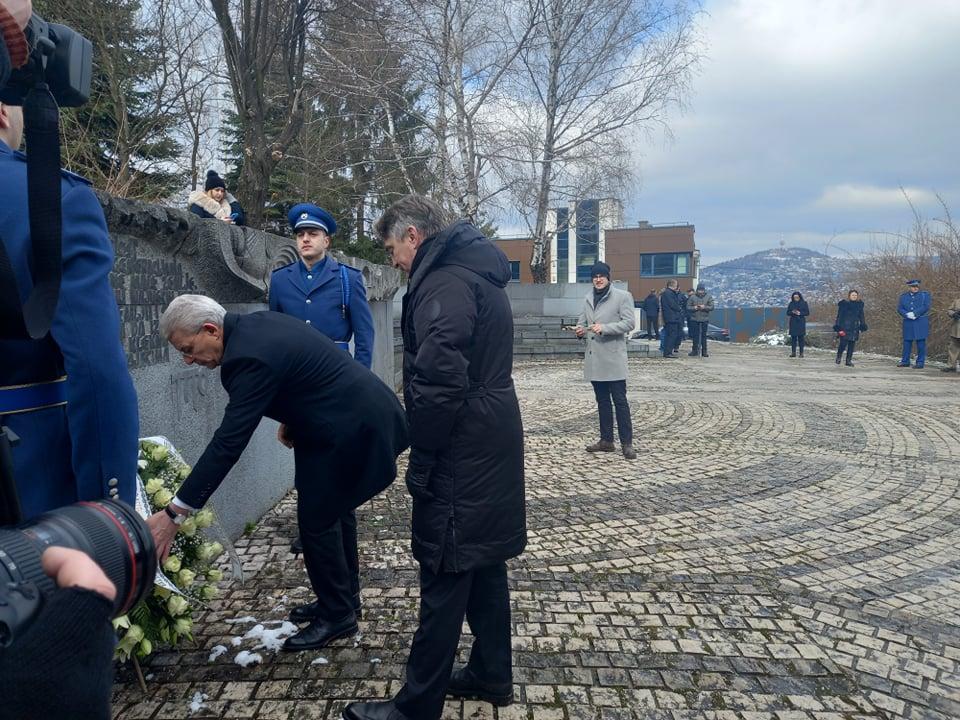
[787,299,810,336]
[401,220,527,574]
[178,311,408,525]
[833,300,867,342]
[661,288,683,323]
[642,293,659,316]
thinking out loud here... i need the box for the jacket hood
[409,219,511,292]
[790,291,805,302]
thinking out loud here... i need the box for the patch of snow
[311,656,329,665]
[371,658,381,664]
[242,621,299,652]
[225,615,258,624]
[230,636,242,647]
[208,645,228,662]
[189,691,208,714]
[234,650,263,667]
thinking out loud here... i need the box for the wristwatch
[164,504,188,526]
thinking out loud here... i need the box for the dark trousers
[901,338,926,366]
[837,339,856,362]
[790,335,806,355]
[297,495,359,622]
[395,562,512,720]
[645,314,659,338]
[689,321,708,355]
[591,380,632,444]
[663,322,681,356]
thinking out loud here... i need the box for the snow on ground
[234,650,263,667]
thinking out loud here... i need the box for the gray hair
[373,195,449,243]
[159,294,226,339]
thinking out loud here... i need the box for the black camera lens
[0,500,156,621]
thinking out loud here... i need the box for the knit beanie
[590,261,611,279]
[204,170,226,191]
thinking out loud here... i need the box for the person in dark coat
[833,290,867,367]
[676,289,692,350]
[146,296,408,652]
[786,291,810,358]
[0,100,139,519]
[642,290,660,338]
[660,280,683,358]
[897,279,931,368]
[188,170,245,226]
[344,196,527,720]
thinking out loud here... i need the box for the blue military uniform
[898,280,931,368]
[0,139,139,519]
[268,204,375,369]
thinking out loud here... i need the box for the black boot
[447,666,514,706]
[343,700,410,720]
[790,352,796,358]
[282,614,358,651]
[835,349,842,364]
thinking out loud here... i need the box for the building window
[509,261,521,282]
[556,207,569,283]
[640,253,692,277]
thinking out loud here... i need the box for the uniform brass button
[306,299,312,304]
[108,478,118,487]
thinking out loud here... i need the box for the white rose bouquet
[113,439,226,661]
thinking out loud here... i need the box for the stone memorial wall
[98,193,404,538]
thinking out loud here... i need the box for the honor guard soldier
[0,100,139,519]
[269,204,375,369]
[897,279,931,369]
[268,203,376,620]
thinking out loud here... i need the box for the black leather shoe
[701,353,709,358]
[343,700,409,720]
[290,599,363,623]
[282,616,358,652]
[447,666,514,706]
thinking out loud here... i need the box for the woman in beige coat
[575,262,637,459]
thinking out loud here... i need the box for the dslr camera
[0,10,92,106]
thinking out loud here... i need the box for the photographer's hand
[147,510,179,563]
[41,546,117,602]
[277,423,293,448]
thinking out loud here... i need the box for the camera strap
[0,82,62,341]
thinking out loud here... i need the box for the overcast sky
[624,0,960,266]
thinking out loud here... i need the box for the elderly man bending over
[147,295,408,651]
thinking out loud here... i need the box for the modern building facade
[495,198,697,302]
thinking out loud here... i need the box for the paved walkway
[115,344,960,720]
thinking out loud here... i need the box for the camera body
[0,12,92,107]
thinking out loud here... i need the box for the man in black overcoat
[344,196,527,720]
[661,279,683,358]
[146,295,408,651]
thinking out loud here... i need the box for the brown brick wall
[605,226,696,300]
[494,238,535,284]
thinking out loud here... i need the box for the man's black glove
[405,447,436,500]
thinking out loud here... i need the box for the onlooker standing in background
[942,295,960,373]
[686,283,714,357]
[787,291,810,358]
[660,280,682,358]
[897,279,930,369]
[576,262,637,460]
[834,290,867,367]
[676,288,693,353]
[642,289,660,339]
[188,170,245,225]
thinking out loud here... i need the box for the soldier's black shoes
[282,616,358,651]
[290,599,362,623]
[447,666,514,706]
[342,700,410,720]
[622,444,637,460]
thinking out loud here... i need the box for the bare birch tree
[500,0,701,281]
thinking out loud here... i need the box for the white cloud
[813,184,938,210]
[621,0,960,264]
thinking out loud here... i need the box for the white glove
[906,311,916,320]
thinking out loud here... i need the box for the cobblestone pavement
[115,344,960,720]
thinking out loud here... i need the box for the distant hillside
[700,247,851,307]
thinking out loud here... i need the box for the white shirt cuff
[171,496,196,513]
